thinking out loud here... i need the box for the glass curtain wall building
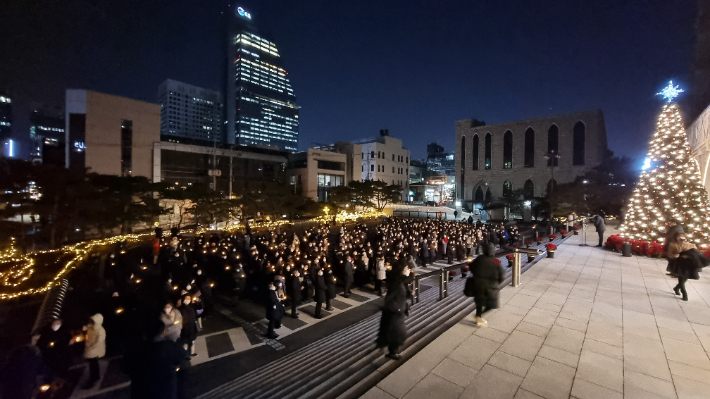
[226,6,299,152]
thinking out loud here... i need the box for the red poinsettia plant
[525,240,533,246]
[536,237,543,242]
[545,243,557,251]
[573,225,580,231]
[493,258,502,265]
[560,230,568,236]
[506,254,515,261]
[549,234,558,240]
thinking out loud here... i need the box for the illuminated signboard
[74,141,86,151]
[237,7,251,19]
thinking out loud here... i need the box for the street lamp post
[544,150,560,234]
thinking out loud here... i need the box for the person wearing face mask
[178,295,198,358]
[265,282,285,339]
[342,256,354,298]
[324,269,336,311]
[160,302,183,342]
[314,268,328,319]
[287,269,302,318]
[82,314,106,389]
[376,265,412,360]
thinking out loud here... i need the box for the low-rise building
[455,110,608,209]
[289,148,348,202]
[356,135,410,201]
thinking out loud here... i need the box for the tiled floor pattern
[364,228,710,399]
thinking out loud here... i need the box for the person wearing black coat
[288,270,302,318]
[343,257,354,298]
[469,244,504,326]
[121,321,186,399]
[325,269,337,311]
[673,247,710,301]
[314,269,328,318]
[376,265,412,360]
[265,282,285,339]
[179,296,198,358]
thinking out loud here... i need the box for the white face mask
[52,324,61,331]
[165,307,172,314]
[197,270,202,275]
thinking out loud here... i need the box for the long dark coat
[314,274,327,303]
[266,290,285,321]
[121,339,185,399]
[179,304,198,342]
[470,254,504,309]
[377,276,410,349]
[343,261,355,283]
[287,274,302,304]
[325,272,337,299]
[675,249,710,280]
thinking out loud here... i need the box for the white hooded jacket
[84,313,106,359]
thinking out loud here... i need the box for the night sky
[0,0,699,163]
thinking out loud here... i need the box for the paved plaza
[364,228,710,399]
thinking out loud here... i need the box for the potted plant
[549,234,558,241]
[506,253,515,267]
[536,237,543,245]
[573,225,580,235]
[560,230,568,237]
[493,258,502,266]
[525,240,533,248]
[546,243,557,258]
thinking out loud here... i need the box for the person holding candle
[376,264,412,360]
[82,313,106,389]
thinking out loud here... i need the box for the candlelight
[116,307,124,314]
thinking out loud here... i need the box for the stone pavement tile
[544,325,585,354]
[623,309,661,341]
[487,351,532,377]
[622,298,654,315]
[361,386,397,399]
[532,301,562,313]
[575,350,623,392]
[668,359,710,384]
[558,307,592,324]
[591,301,622,320]
[658,327,702,345]
[537,345,579,368]
[486,310,525,334]
[624,334,672,381]
[499,330,545,361]
[570,378,622,399]
[402,372,464,399]
[520,356,576,399]
[567,288,596,303]
[585,321,623,347]
[377,323,472,398]
[624,385,675,399]
[432,358,477,388]
[565,297,595,309]
[522,308,558,329]
[679,303,710,327]
[582,338,622,360]
[516,321,552,337]
[554,316,588,333]
[690,323,710,353]
[519,289,544,299]
[500,304,532,317]
[507,294,540,310]
[624,369,677,399]
[672,375,710,399]
[514,389,545,399]
[448,335,501,371]
[475,326,510,343]
[460,364,523,399]
[656,315,695,335]
[538,290,569,306]
[661,336,710,370]
[589,312,622,328]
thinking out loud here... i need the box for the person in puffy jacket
[161,302,183,342]
[469,245,504,327]
[83,313,106,389]
[375,255,387,296]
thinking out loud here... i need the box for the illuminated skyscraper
[0,92,12,157]
[226,6,299,152]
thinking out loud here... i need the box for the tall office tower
[158,79,222,145]
[226,6,299,152]
[0,92,12,157]
[29,103,65,164]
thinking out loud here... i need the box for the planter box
[547,250,555,259]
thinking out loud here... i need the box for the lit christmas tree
[620,81,710,245]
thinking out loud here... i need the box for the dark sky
[0,0,699,163]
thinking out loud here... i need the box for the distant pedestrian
[375,255,387,296]
[469,244,504,326]
[376,265,412,360]
[178,296,198,358]
[83,314,106,389]
[454,210,458,220]
[592,214,606,247]
[288,269,302,318]
[314,269,327,319]
[342,256,354,298]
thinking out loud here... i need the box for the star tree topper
[656,81,684,103]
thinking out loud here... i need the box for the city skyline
[0,0,700,162]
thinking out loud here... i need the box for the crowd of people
[0,216,527,398]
